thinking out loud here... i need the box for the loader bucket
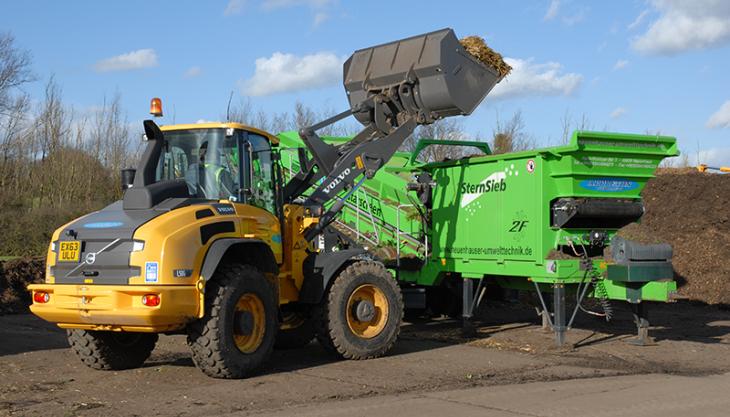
[344,28,501,126]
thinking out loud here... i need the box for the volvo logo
[85,253,96,264]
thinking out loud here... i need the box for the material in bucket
[459,35,511,79]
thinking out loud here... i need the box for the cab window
[244,133,275,212]
[157,129,242,201]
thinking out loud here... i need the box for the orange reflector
[355,155,364,170]
[141,294,160,307]
[150,97,163,117]
[33,291,50,304]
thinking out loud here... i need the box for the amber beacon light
[150,97,163,117]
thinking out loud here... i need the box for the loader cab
[158,123,277,212]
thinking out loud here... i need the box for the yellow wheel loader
[28,28,503,378]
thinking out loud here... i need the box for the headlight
[51,241,57,252]
[132,241,145,252]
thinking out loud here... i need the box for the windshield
[157,129,241,200]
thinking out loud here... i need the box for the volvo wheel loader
[28,28,505,378]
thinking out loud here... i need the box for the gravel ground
[1,300,729,417]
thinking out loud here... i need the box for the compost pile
[617,169,730,304]
[459,36,512,79]
[0,258,44,314]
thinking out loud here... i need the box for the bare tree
[560,109,572,144]
[399,118,473,162]
[227,98,357,136]
[560,109,595,144]
[0,32,33,194]
[492,110,533,154]
[0,33,34,116]
[90,93,131,174]
[0,94,29,188]
[226,97,255,125]
[294,101,315,130]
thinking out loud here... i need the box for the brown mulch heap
[0,258,45,314]
[459,36,511,79]
[617,169,730,304]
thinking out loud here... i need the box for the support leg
[541,307,551,331]
[540,292,552,332]
[553,284,566,346]
[462,278,475,337]
[627,302,655,346]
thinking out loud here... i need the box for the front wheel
[315,261,403,360]
[67,329,158,370]
[187,263,277,379]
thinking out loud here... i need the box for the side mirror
[121,168,136,192]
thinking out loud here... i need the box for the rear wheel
[315,261,403,359]
[187,263,277,379]
[67,329,158,370]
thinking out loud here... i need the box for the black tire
[275,309,315,349]
[67,329,158,370]
[186,263,277,379]
[315,260,403,360]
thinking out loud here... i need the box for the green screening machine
[268,28,678,347]
[277,128,678,346]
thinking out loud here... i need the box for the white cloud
[706,100,730,129]
[562,9,586,26]
[632,0,730,55]
[240,51,343,96]
[94,49,158,72]
[698,147,730,166]
[313,12,329,27]
[544,0,560,21]
[183,66,202,78]
[610,107,627,119]
[196,119,216,124]
[489,57,583,100]
[628,9,650,30]
[261,0,333,10]
[613,59,629,70]
[224,0,245,15]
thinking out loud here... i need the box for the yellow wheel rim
[346,284,389,339]
[233,293,266,353]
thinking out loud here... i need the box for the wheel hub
[353,299,376,322]
[235,311,254,336]
[345,284,390,339]
[233,293,266,353]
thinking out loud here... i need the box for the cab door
[241,131,276,213]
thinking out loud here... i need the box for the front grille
[52,239,140,285]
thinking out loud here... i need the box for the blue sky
[2,0,729,164]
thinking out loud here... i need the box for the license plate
[58,241,81,262]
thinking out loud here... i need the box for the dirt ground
[0,258,43,314]
[1,300,729,417]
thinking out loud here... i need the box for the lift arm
[282,28,505,241]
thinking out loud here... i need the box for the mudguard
[200,238,278,281]
[298,248,372,304]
